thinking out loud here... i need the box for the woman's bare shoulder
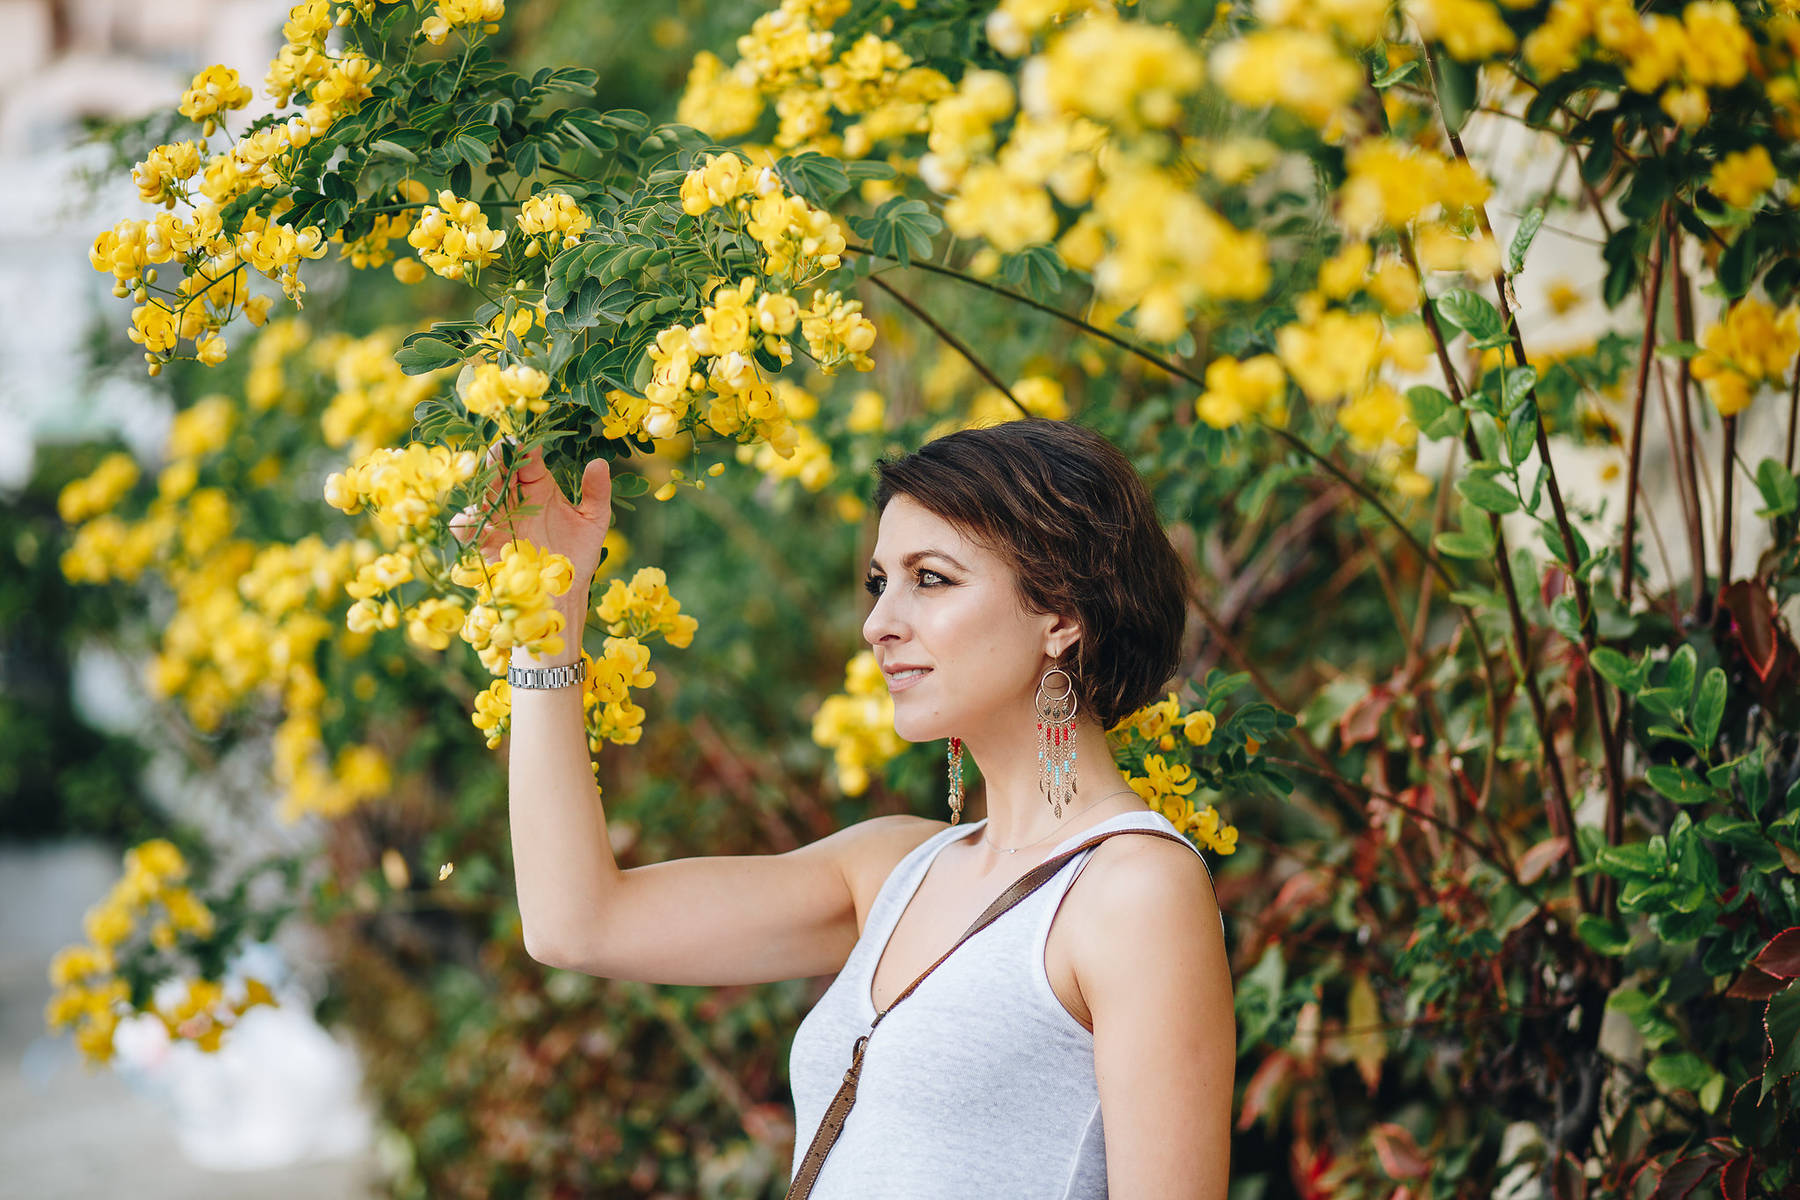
[830,814,951,922]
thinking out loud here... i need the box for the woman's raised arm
[453,441,940,984]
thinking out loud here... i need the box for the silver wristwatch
[506,659,586,689]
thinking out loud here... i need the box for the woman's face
[861,494,1071,743]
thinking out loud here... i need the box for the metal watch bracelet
[506,658,586,689]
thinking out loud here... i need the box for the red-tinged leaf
[1720,1153,1752,1200]
[1371,1122,1430,1180]
[1269,868,1332,926]
[1236,1050,1295,1131]
[1340,684,1395,748]
[1648,1153,1721,1200]
[1725,965,1787,1001]
[1718,580,1783,682]
[1762,979,1800,1099]
[1519,836,1570,885]
[1550,1150,1587,1200]
[1750,927,1800,979]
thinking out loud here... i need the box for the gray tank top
[786,808,1218,1197]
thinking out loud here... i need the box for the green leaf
[370,138,419,163]
[1372,59,1420,89]
[847,197,943,268]
[1549,595,1582,642]
[1455,473,1520,514]
[1647,1052,1712,1094]
[1434,52,1479,136]
[1505,399,1538,466]
[1602,226,1641,308]
[1590,648,1640,693]
[1693,669,1726,745]
[1647,764,1714,806]
[395,336,464,374]
[1001,246,1067,301]
[1719,227,1758,300]
[1635,686,1685,718]
[1436,289,1508,348]
[1499,365,1539,411]
[1656,340,1701,359]
[609,471,649,498]
[1508,208,1544,276]
[1434,531,1493,560]
[777,152,851,206]
[1753,458,1799,518]
[1576,914,1633,955]
[1665,644,1697,707]
[1405,384,1453,432]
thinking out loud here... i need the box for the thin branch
[1619,213,1668,605]
[845,243,1204,389]
[865,271,1027,417]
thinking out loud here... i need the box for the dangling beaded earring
[946,736,965,824]
[1035,666,1078,818]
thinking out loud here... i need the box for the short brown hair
[872,418,1189,728]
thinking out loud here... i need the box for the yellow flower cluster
[1124,753,1238,854]
[1196,355,1288,430]
[1026,11,1203,129]
[681,154,848,285]
[1691,297,1800,417]
[133,141,204,208]
[679,0,948,158]
[273,714,395,821]
[1707,146,1777,211]
[93,3,394,375]
[800,289,878,374]
[45,840,232,1065]
[58,452,141,524]
[1211,30,1364,129]
[178,65,253,134]
[625,271,843,452]
[1338,140,1493,239]
[406,191,508,281]
[423,0,505,45]
[324,442,482,538]
[1108,695,1237,854]
[811,650,907,795]
[594,567,699,647]
[1405,0,1520,62]
[472,636,658,753]
[1524,0,1751,127]
[319,329,444,458]
[678,51,766,140]
[461,362,552,437]
[516,191,592,256]
[449,538,578,673]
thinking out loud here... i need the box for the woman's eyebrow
[867,549,968,572]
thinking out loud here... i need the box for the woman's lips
[886,668,931,693]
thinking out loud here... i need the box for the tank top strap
[1036,809,1226,943]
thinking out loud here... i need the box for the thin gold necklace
[982,788,1143,854]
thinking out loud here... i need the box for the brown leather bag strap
[784,827,1196,1198]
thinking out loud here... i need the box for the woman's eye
[863,575,885,597]
[917,570,947,587]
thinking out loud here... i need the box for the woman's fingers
[575,457,613,523]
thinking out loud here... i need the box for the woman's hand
[450,438,614,594]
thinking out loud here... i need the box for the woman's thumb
[576,457,613,521]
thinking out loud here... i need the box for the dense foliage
[28,0,1800,1195]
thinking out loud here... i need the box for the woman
[454,417,1233,1198]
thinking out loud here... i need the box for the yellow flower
[1196,355,1287,430]
[1708,145,1776,211]
[178,66,253,131]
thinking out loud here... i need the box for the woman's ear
[1044,612,1082,661]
